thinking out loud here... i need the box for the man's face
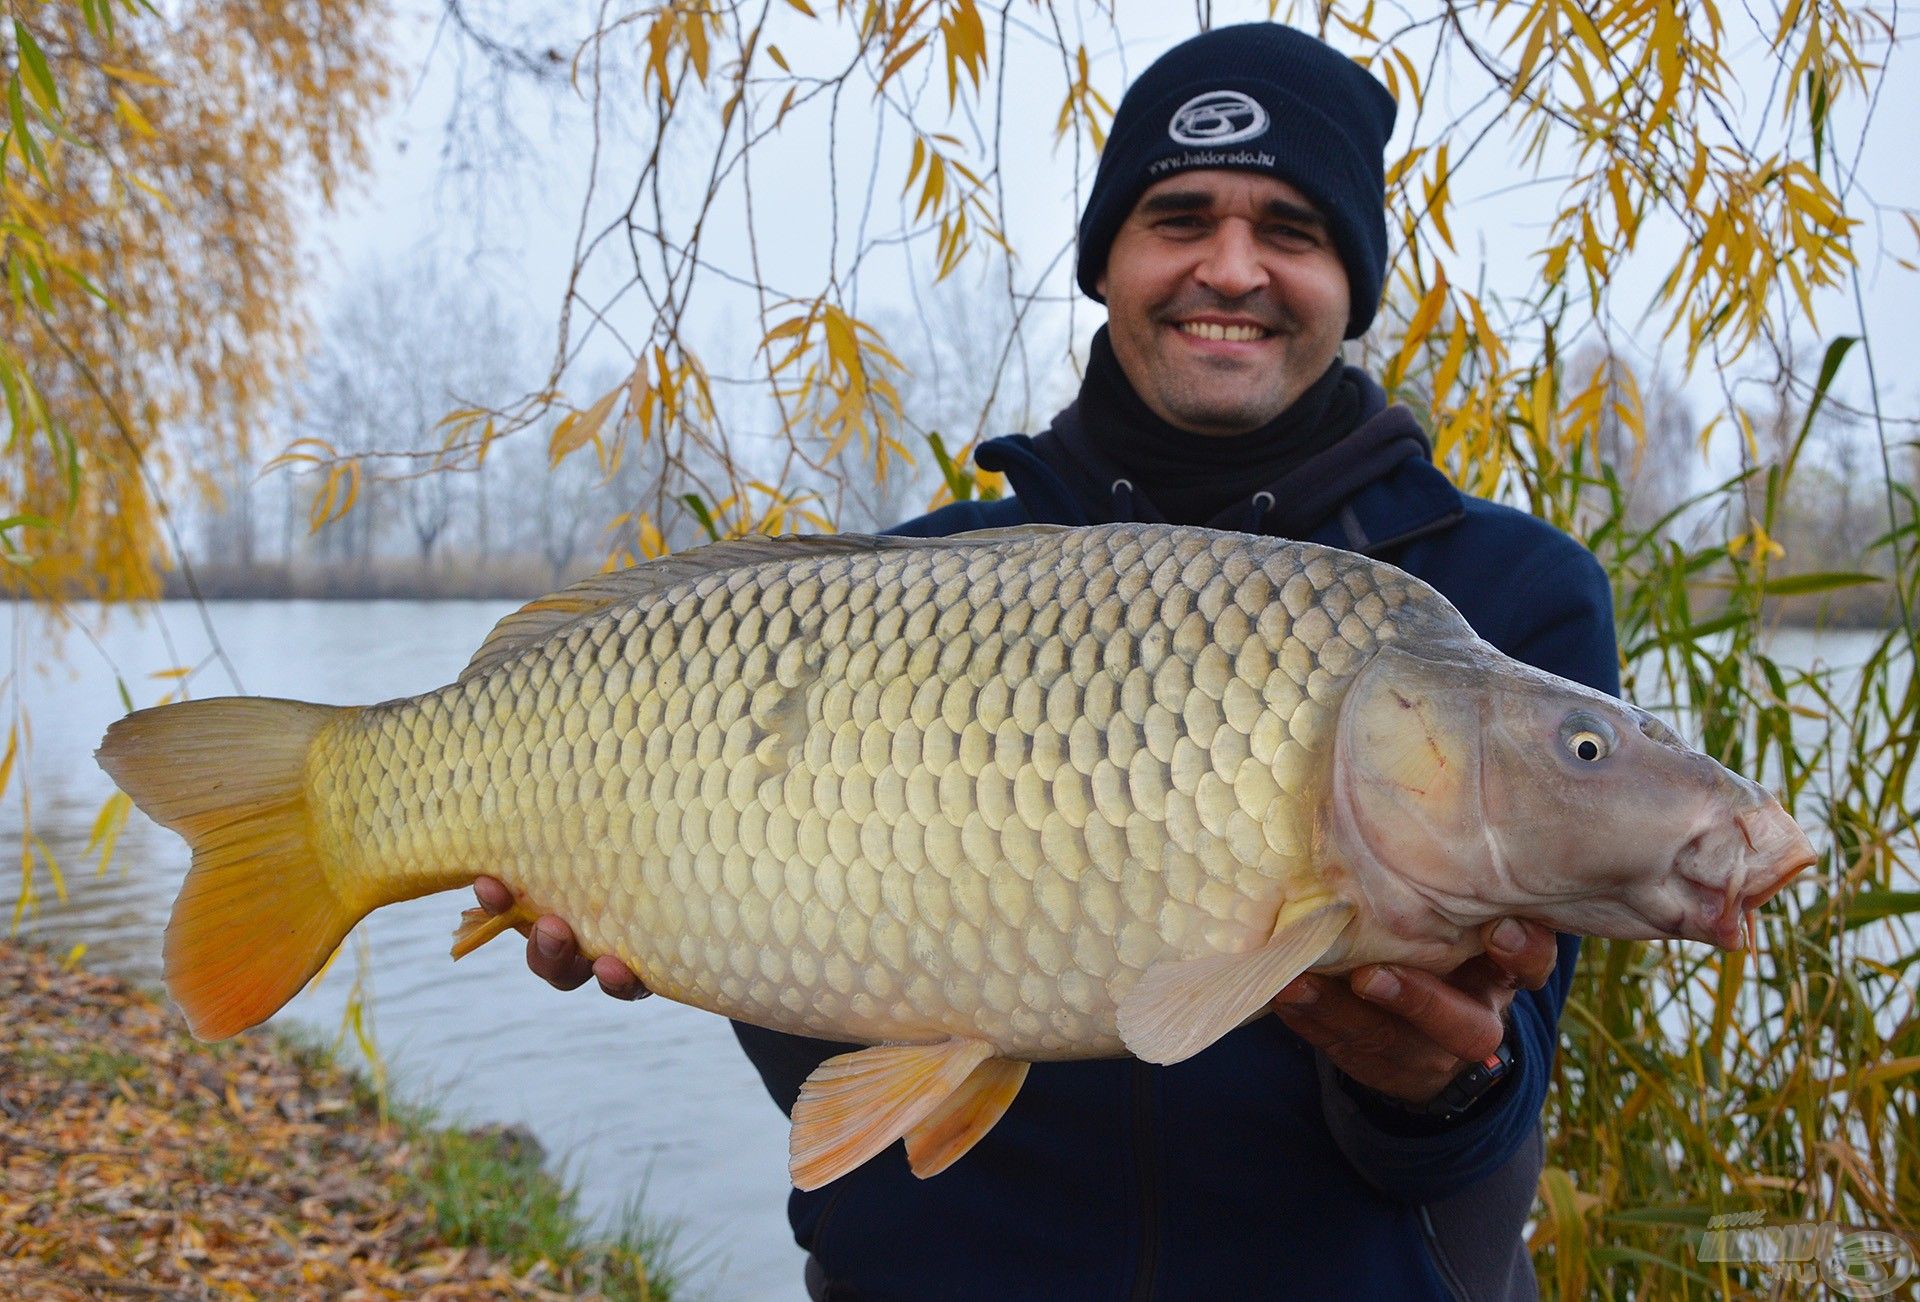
[1096,170,1350,436]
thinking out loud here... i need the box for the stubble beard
[1137,294,1319,436]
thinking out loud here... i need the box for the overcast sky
[307,1,1920,489]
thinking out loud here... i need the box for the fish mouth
[1673,804,1817,950]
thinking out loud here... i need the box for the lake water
[5,599,1903,1300]
[3,600,806,1301]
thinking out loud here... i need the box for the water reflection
[5,599,804,1301]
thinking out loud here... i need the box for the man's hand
[1271,918,1557,1106]
[472,876,651,1000]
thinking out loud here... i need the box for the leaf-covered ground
[0,943,660,1300]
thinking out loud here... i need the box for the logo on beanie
[1168,91,1269,146]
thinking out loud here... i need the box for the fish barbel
[96,523,1815,1188]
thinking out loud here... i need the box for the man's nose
[1193,220,1269,298]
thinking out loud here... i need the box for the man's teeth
[1179,322,1268,342]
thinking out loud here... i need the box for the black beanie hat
[1075,23,1397,339]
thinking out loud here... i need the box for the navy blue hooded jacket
[733,381,1619,1301]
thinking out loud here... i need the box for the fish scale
[301,524,1422,1060]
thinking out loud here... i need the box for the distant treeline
[162,557,566,602]
[160,552,1907,629]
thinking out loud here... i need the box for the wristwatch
[1371,1033,1516,1122]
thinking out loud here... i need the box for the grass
[395,1110,685,1302]
[268,1016,691,1302]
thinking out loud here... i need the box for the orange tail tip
[96,697,366,1041]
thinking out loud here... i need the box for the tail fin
[97,697,365,1041]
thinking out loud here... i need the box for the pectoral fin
[790,1038,995,1190]
[903,1057,1029,1179]
[1116,900,1355,1066]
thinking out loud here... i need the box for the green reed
[1515,356,1920,1298]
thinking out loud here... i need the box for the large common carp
[97,523,1814,1188]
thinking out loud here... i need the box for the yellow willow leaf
[124,171,177,214]
[87,791,130,876]
[149,666,193,681]
[1424,146,1455,253]
[680,358,715,422]
[638,514,666,558]
[1388,272,1448,385]
[767,43,791,73]
[1579,209,1607,282]
[547,412,583,466]
[1565,3,1611,64]
[14,845,35,929]
[1509,0,1554,95]
[0,724,15,801]
[1430,313,1469,404]
[99,62,170,88]
[569,384,625,464]
[916,154,947,223]
[1385,144,1426,191]
[309,459,361,532]
[823,306,861,383]
[1606,164,1636,240]
[645,14,674,98]
[1541,238,1570,286]
[1773,0,1808,47]
[1643,0,1684,138]
[905,134,926,193]
[1390,47,1422,106]
[35,835,65,905]
[264,437,332,472]
[1528,365,1556,442]
[686,12,711,83]
[628,362,656,442]
[877,34,930,94]
[1465,293,1501,366]
[1683,136,1710,208]
[763,312,814,344]
[112,90,156,139]
[785,0,817,14]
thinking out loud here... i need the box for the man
[478,22,1616,1300]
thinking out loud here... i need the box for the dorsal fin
[457,525,1070,682]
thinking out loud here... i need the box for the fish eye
[1560,713,1616,763]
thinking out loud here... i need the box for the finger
[1436,956,1524,1020]
[1483,918,1558,990]
[473,875,513,915]
[1350,965,1505,1063]
[1273,976,1458,1099]
[528,915,594,991]
[593,955,652,1001]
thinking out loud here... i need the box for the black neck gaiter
[1076,326,1364,526]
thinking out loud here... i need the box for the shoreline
[0,942,677,1300]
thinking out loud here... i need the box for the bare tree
[296,256,530,569]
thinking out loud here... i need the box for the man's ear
[1095,269,1107,300]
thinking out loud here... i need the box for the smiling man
[480,21,1617,1301]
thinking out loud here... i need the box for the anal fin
[1117,900,1355,1066]
[903,1057,1028,1179]
[790,1038,995,1190]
